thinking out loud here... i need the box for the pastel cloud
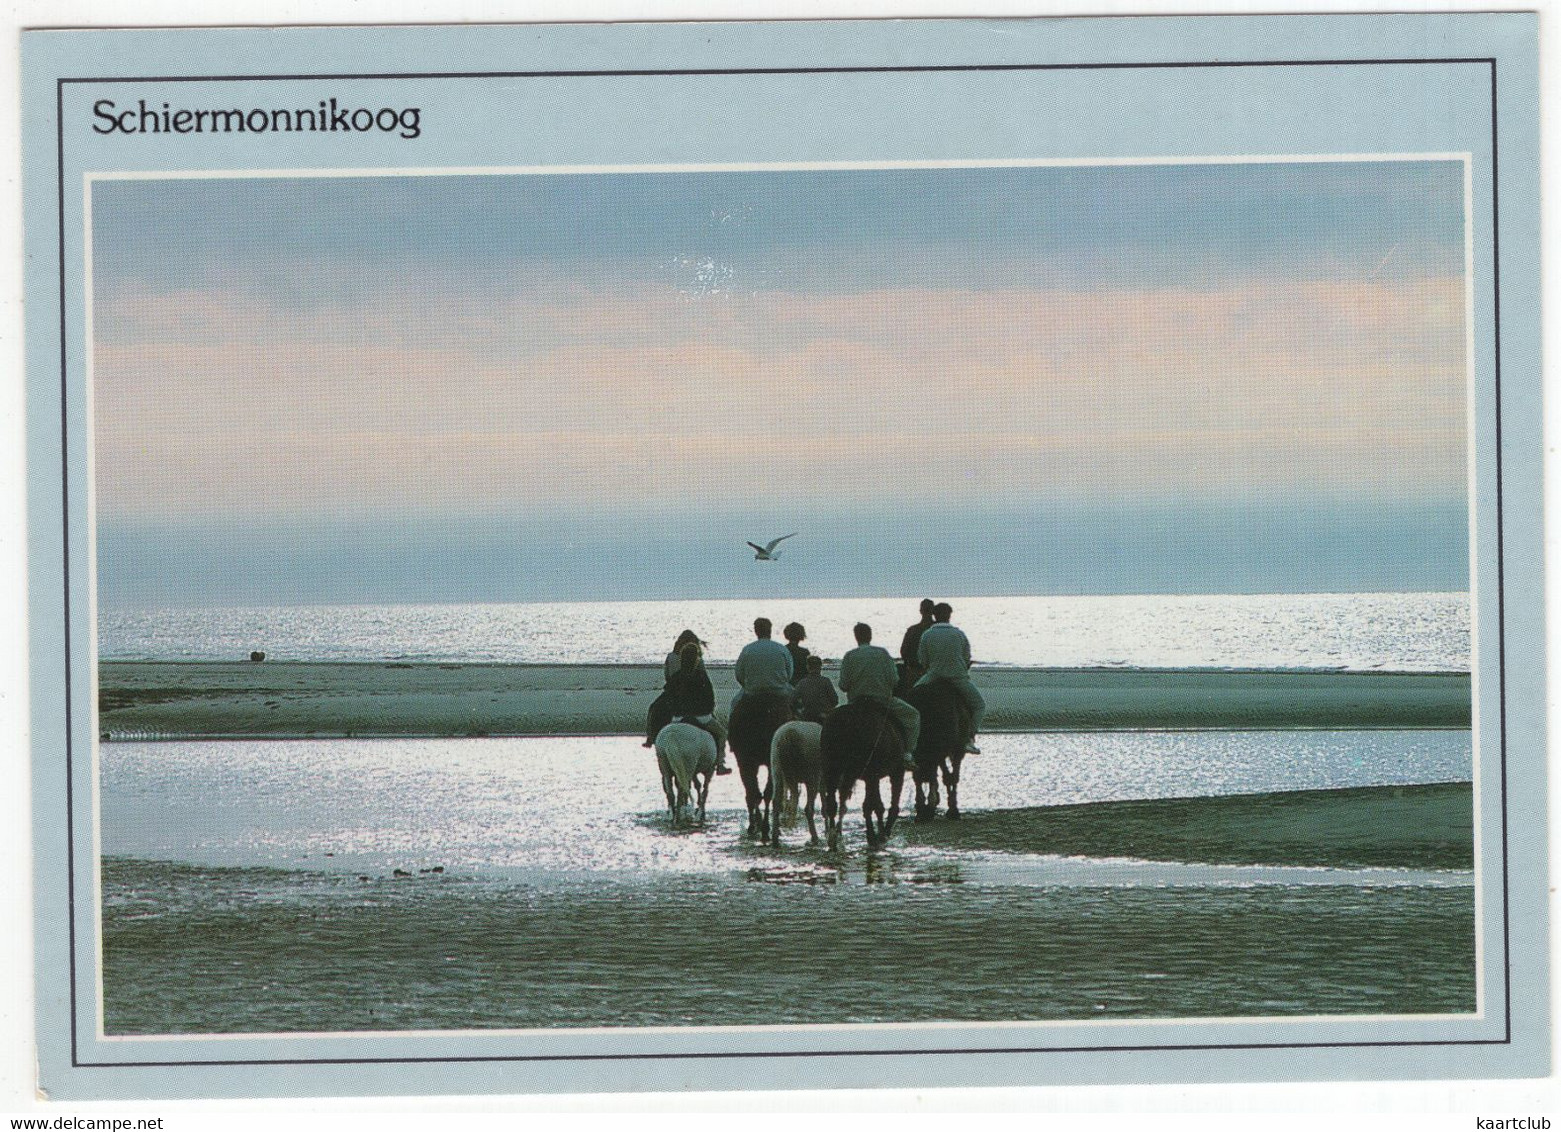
[93,274,1466,520]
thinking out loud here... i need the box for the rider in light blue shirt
[732,617,793,711]
[839,622,920,769]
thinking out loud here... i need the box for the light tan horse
[768,720,823,847]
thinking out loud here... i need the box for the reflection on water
[745,863,842,885]
[98,730,1477,1033]
[101,730,1472,881]
[101,592,1470,671]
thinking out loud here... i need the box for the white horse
[768,720,823,846]
[654,722,717,827]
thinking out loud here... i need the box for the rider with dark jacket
[898,598,936,692]
[667,644,716,718]
[783,622,812,686]
[645,629,702,746]
[664,641,731,774]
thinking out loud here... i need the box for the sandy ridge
[99,660,1472,739]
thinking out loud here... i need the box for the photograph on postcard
[88,158,1476,1035]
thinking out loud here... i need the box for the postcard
[20,13,1546,1100]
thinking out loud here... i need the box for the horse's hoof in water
[946,808,961,820]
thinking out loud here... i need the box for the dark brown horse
[904,678,971,820]
[727,690,793,838]
[819,700,906,851]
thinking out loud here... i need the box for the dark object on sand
[249,651,266,663]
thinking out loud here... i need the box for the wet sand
[101,859,1475,1033]
[901,782,1472,870]
[98,661,1471,739]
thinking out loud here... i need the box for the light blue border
[22,13,1545,1100]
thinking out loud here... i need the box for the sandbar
[901,781,1473,870]
[98,660,1472,739]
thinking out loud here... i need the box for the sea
[99,591,1471,670]
[97,590,1476,1035]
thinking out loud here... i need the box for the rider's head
[853,622,872,644]
[753,618,772,639]
[933,602,953,623]
[783,621,806,644]
[674,628,700,651]
[806,656,823,675]
[678,641,701,672]
[919,598,935,617]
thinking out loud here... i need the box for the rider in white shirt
[916,602,986,754]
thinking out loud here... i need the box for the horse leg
[823,788,840,851]
[696,771,711,823]
[739,761,763,839]
[945,752,963,820]
[659,760,677,821]
[911,768,936,824]
[768,765,785,846]
[884,770,903,841]
[862,782,882,847]
[769,775,784,847]
[805,784,819,846]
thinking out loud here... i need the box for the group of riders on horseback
[644,601,987,848]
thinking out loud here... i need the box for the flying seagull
[747,533,797,561]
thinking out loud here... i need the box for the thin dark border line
[56,57,1496,83]
[56,76,80,1073]
[1489,56,1511,1046]
[54,54,1509,1071]
[72,1036,1515,1070]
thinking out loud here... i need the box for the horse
[727,690,794,839]
[904,678,971,820]
[768,720,823,847]
[653,722,717,827]
[819,700,907,851]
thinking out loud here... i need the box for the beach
[95,626,1477,1033]
[98,727,1474,1032]
[103,858,1474,1033]
[97,661,1472,739]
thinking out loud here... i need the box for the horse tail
[770,729,789,814]
[774,723,810,822]
[672,736,697,800]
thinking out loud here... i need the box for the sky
[91,161,1469,606]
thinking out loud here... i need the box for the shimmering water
[100,591,1469,671]
[101,730,1471,877]
[99,730,1475,1032]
